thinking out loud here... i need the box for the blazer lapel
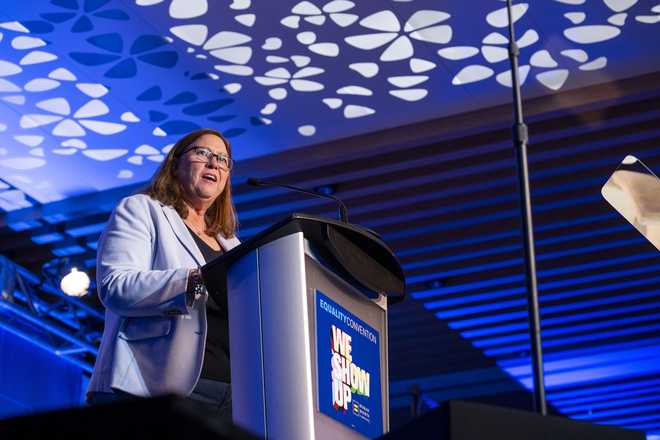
[161,204,205,267]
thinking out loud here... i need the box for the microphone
[247,177,349,223]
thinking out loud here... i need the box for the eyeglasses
[179,145,234,171]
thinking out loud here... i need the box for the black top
[186,226,230,383]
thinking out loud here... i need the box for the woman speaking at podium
[86,128,240,425]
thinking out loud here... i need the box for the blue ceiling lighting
[413,239,660,437]
[31,231,64,244]
[314,184,336,195]
[51,244,86,256]
[388,366,527,411]
[42,213,74,223]
[6,220,42,231]
[0,0,659,207]
[64,221,106,237]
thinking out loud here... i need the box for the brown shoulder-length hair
[145,128,237,238]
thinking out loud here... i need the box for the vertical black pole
[505,0,547,415]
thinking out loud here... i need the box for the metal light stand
[505,0,547,415]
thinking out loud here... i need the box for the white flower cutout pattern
[20,97,126,137]
[281,0,358,29]
[296,31,339,57]
[169,25,254,76]
[254,66,325,121]
[345,10,452,62]
[635,3,660,24]
[136,0,208,20]
[255,66,324,92]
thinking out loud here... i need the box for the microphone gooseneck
[247,177,349,223]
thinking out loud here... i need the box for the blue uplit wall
[0,327,85,419]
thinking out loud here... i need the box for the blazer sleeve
[96,195,191,318]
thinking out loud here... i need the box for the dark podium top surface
[202,213,405,303]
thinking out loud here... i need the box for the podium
[202,214,405,439]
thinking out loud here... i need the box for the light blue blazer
[87,194,240,398]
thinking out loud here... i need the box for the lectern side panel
[226,250,266,437]
[258,233,316,440]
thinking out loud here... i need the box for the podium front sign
[316,290,383,438]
